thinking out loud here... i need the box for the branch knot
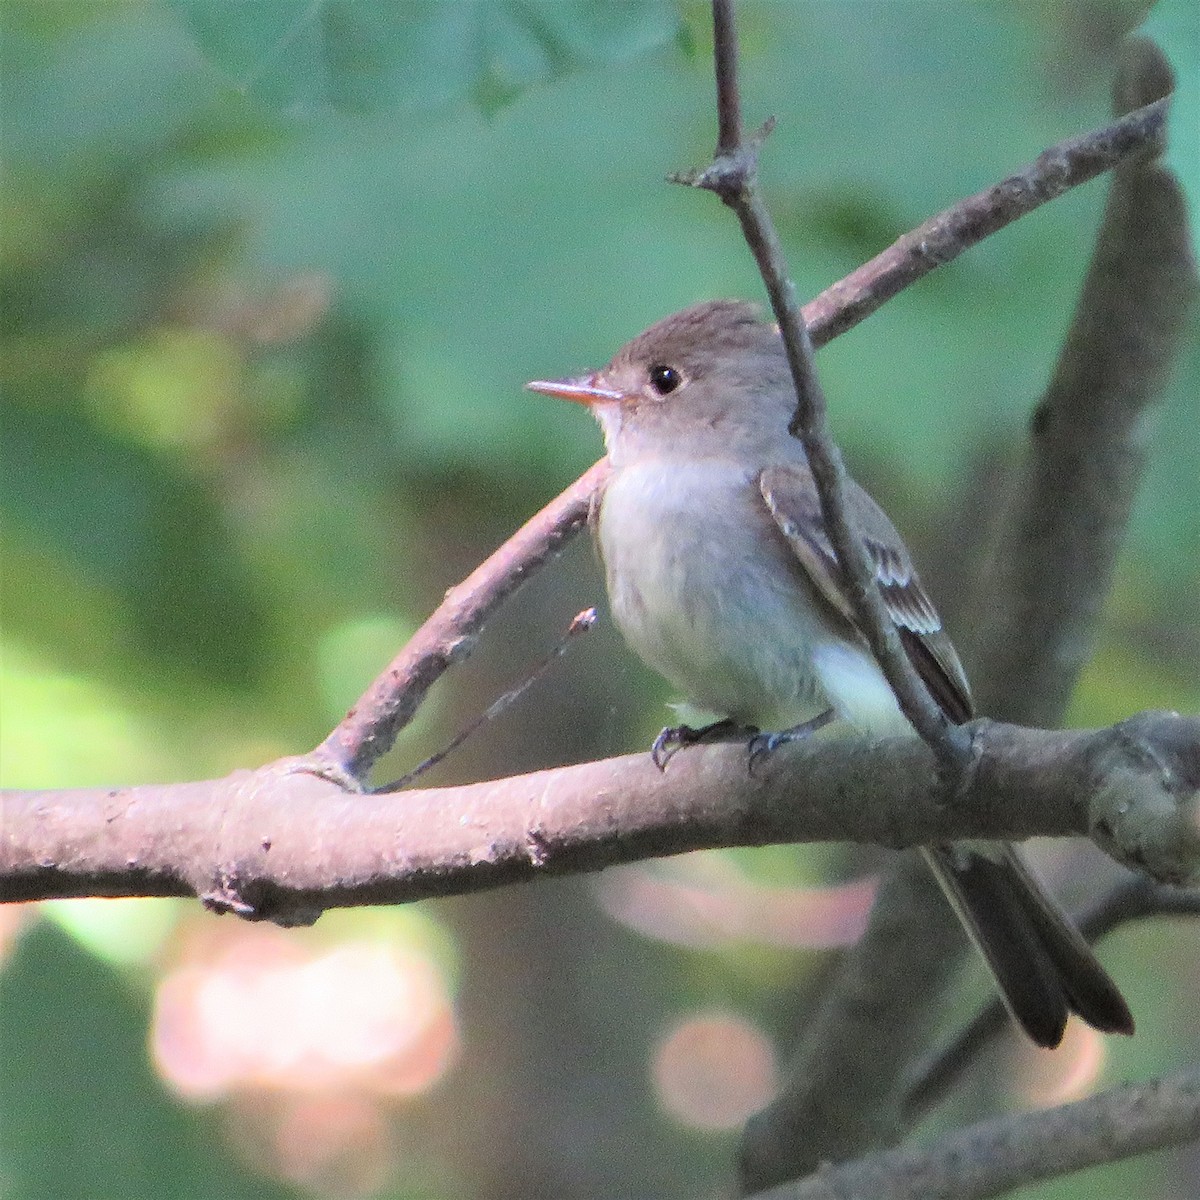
[1090,711,1200,886]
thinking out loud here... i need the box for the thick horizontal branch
[3,711,1196,915]
[755,1063,1200,1200]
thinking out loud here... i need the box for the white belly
[598,459,908,734]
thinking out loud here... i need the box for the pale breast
[597,459,844,729]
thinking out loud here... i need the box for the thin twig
[313,460,608,782]
[753,1064,1200,1200]
[711,0,742,156]
[378,608,597,791]
[676,0,970,772]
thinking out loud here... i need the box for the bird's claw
[650,718,748,771]
[747,730,785,775]
[746,709,837,775]
[651,726,688,771]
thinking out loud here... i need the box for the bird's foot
[651,718,750,771]
[747,709,837,774]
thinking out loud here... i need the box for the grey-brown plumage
[528,299,1133,1047]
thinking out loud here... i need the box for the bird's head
[527,300,795,464]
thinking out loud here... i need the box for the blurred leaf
[1067,632,1199,727]
[0,640,175,788]
[0,921,297,1200]
[1,402,265,683]
[1,1,240,165]
[167,0,683,115]
[43,897,184,967]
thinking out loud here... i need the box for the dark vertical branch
[967,39,1197,721]
[740,862,963,1190]
[711,0,743,154]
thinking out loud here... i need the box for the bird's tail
[922,843,1134,1048]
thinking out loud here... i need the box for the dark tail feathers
[922,843,1134,1048]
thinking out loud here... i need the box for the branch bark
[968,37,1198,723]
[313,460,609,783]
[3,713,1196,912]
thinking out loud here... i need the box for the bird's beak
[525,373,623,406]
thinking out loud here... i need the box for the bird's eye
[648,364,682,396]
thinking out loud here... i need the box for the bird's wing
[758,472,1131,1049]
[758,463,974,722]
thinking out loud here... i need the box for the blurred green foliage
[0,921,297,1200]
[1,1,1197,1198]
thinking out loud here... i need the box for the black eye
[648,364,682,396]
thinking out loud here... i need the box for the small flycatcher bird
[528,299,1133,1048]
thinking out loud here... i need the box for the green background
[2,1,1197,1197]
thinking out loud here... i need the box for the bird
[527,298,1134,1048]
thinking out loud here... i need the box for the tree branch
[802,92,1170,344]
[312,459,609,783]
[752,1064,1200,1200]
[967,37,1199,723]
[0,34,1175,929]
[740,856,967,1186]
[3,713,1196,913]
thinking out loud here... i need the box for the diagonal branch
[967,36,1199,722]
[312,460,609,782]
[884,37,1199,1151]
[802,91,1171,344]
[751,1063,1200,1200]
